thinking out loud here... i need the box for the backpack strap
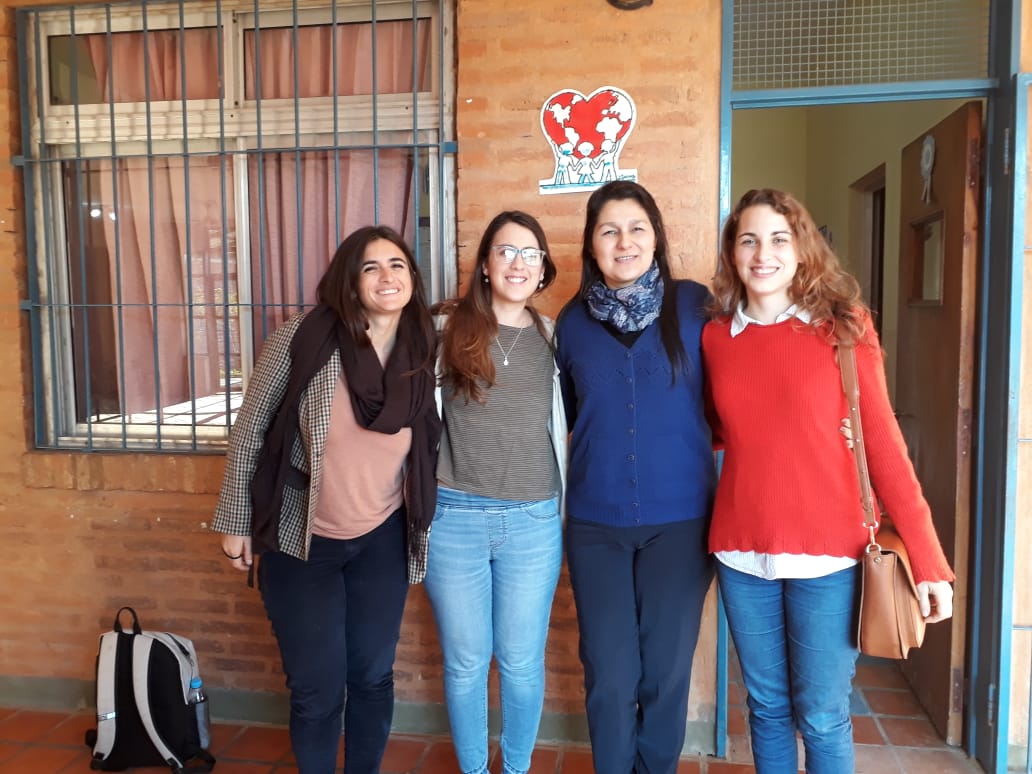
[113,606,142,634]
[90,631,120,761]
[131,637,185,771]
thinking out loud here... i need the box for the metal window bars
[18,0,454,451]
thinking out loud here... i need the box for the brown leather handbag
[839,345,926,660]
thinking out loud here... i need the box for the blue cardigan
[556,280,715,527]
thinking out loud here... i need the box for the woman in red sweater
[702,188,954,774]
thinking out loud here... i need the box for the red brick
[0,0,722,722]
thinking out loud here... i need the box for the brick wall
[0,0,723,728]
[453,0,723,720]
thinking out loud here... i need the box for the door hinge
[951,667,964,715]
[987,683,996,727]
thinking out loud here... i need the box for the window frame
[21,0,456,451]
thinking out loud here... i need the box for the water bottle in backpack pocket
[187,677,211,750]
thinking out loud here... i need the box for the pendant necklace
[495,326,524,367]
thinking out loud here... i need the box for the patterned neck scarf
[584,261,663,332]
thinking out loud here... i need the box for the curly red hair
[709,188,870,345]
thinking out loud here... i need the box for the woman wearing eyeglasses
[423,211,566,774]
[556,181,715,774]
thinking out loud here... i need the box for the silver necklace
[495,326,523,366]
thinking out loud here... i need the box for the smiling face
[485,222,545,308]
[733,204,799,315]
[356,238,414,320]
[591,198,657,289]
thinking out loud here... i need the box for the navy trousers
[566,517,713,774]
[260,509,409,774]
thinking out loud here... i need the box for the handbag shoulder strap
[837,344,879,535]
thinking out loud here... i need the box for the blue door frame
[716,2,1023,771]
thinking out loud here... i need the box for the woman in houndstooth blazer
[212,225,441,774]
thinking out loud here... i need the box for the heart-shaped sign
[539,86,637,195]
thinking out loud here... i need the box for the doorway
[849,166,886,335]
[718,2,1020,771]
[730,100,976,400]
[725,95,984,751]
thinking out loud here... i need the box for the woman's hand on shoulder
[917,580,953,623]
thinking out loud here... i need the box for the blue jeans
[424,487,562,774]
[565,517,713,774]
[717,563,860,774]
[260,510,409,774]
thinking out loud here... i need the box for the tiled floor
[721,655,983,773]
[0,658,983,773]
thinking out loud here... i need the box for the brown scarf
[310,304,442,531]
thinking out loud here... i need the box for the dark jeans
[260,509,409,774]
[566,517,713,774]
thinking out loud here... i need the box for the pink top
[313,372,412,540]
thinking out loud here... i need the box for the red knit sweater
[701,316,954,584]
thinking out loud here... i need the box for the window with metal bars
[19,0,454,451]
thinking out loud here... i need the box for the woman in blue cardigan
[556,181,715,774]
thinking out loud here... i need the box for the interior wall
[732,99,968,397]
[730,108,809,204]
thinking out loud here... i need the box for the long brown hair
[316,225,436,368]
[559,180,688,375]
[710,188,869,345]
[437,211,558,404]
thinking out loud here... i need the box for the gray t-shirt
[437,323,560,501]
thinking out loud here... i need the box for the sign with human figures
[538,86,637,195]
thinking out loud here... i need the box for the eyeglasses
[491,244,547,267]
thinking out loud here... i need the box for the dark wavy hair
[436,210,558,404]
[316,225,436,367]
[710,188,868,345]
[560,180,687,375]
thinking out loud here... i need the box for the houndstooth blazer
[212,312,431,583]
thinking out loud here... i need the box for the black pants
[566,517,713,774]
[260,509,409,774]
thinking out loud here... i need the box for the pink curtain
[248,149,418,337]
[84,30,224,417]
[87,28,218,103]
[244,20,430,99]
[244,20,429,335]
[77,19,429,417]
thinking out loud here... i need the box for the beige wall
[732,100,969,397]
[730,108,809,204]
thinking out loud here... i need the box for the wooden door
[894,101,980,745]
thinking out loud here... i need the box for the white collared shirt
[715,303,858,580]
[729,302,811,337]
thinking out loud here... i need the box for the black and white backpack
[85,607,216,773]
